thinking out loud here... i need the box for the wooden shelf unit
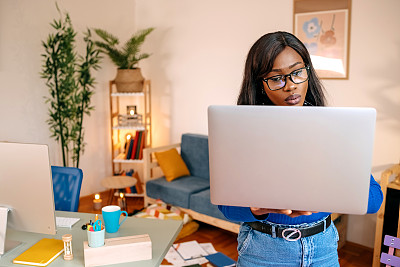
[109,80,152,175]
[372,164,400,267]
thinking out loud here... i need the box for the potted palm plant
[93,27,154,92]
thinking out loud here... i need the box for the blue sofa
[143,133,239,233]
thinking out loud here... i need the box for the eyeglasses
[262,66,310,91]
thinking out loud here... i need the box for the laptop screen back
[208,105,376,214]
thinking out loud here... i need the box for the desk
[0,211,182,267]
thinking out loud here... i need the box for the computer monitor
[0,142,56,256]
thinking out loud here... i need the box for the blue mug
[101,205,128,233]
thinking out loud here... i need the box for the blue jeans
[237,218,340,266]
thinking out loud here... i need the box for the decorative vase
[114,68,145,93]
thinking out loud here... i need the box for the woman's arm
[218,205,263,222]
[218,206,312,222]
[367,174,384,214]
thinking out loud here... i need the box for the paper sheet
[173,241,208,260]
[164,241,217,266]
[200,243,217,255]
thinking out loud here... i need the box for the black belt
[246,215,331,241]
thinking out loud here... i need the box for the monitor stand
[0,207,21,257]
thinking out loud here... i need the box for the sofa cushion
[189,189,228,221]
[146,176,209,209]
[154,148,190,182]
[181,133,210,180]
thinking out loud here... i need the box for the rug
[134,200,199,241]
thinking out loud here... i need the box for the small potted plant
[94,27,154,92]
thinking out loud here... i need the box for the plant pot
[114,68,145,93]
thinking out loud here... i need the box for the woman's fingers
[250,207,270,215]
[250,207,315,217]
[276,209,293,215]
[288,211,313,217]
[251,208,294,215]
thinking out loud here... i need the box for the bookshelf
[109,80,152,196]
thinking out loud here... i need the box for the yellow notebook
[13,238,64,266]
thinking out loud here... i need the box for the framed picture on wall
[293,0,351,79]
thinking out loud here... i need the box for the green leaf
[93,27,154,69]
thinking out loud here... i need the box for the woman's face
[262,47,308,106]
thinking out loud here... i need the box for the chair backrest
[181,133,210,180]
[381,235,400,266]
[51,166,83,212]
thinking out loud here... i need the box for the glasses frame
[263,66,310,91]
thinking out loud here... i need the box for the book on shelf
[123,169,137,194]
[118,169,143,195]
[133,171,144,194]
[125,138,134,159]
[130,131,140,160]
[124,138,132,159]
[134,131,143,160]
[138,131,145,160]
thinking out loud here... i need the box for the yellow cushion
[155,148,190,182]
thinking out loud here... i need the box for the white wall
[137,0,295,146]
[324,0,400,247]
[1,0,399,248]
[137,0,400,163]
[136,0,400,248]
[0,0,136,195]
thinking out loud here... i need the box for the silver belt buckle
[282,228,301,241]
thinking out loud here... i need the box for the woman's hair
[237,31,326,106]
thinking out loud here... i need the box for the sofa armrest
[143,143,181,207]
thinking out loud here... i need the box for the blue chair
[51,166,83,212]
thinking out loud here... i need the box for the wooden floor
[78,192,374,266]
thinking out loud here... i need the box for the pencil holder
[87,228,105,248]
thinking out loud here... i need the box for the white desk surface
[0,211,183,267]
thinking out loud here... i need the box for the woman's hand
[250,207,314,218]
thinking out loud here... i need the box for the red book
[130,131,140,160]
[134,131,143,160]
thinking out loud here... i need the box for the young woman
[218,31,383,267]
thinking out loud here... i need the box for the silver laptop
[208,105,376,214]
